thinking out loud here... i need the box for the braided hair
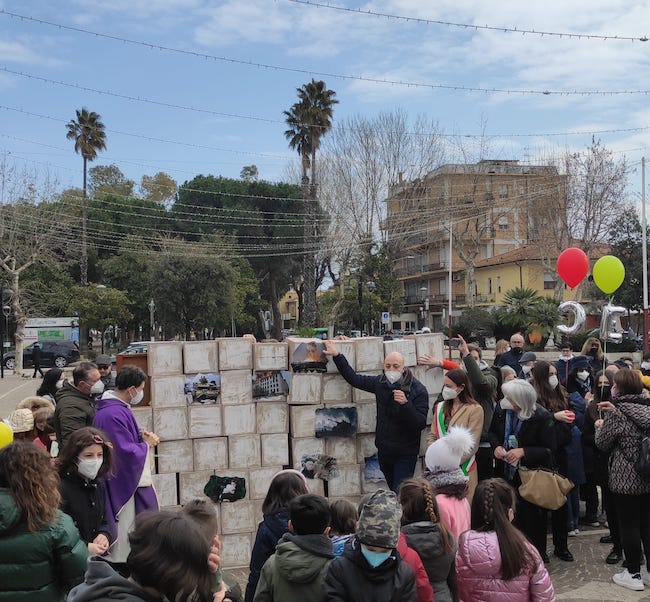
[398,477,453,554]
[470,478,537,580]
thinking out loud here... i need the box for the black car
[3,340,81,370]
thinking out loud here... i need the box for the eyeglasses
[97,365,110,370]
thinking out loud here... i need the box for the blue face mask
[361,545,392,568]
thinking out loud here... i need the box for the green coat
[53,381,95,448]
[254,532,334,602]
[0,488,88,601]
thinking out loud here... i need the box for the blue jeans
[378,452,417,492]
[567,487,580,530]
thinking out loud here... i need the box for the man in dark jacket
[324,340,429,492]
[324,489,416,602]
[497,333,526,377]
[53,362,104,449]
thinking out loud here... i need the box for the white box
[322,375,352,404]
[223,404,256,435]
[354,338,384,372]
[221,370,253,405]
[220,533,252,569]
[260,434,289,467]
[356,434,378,463]
[178,469,213,505]
[189,404,222,438]
[327,465,362,497]
[150,375,186,408]
[408,333,444,361]
[291,437,324,469]
[228,434,261,469]
[157,439,193,474]
[253,343,288,371]
[153,407,188,441]
[325,437,357,465]
[356,401,377,434]
[131,407,153,433]
[183,341,218,373]
[249,466,283,500]
[289,405,321,438]
[289,373,322,405]
[305,477,325,496]
[218,338,253,371]
[220,500,257,534]
[256,402,288,434]
[326,341,356,373]
[193,437,229,471]
[411,365,443,400]
[147,342,184,376]
[152,473,178,507]
[383,339,417,367]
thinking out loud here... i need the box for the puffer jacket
[53,381,95,449]
[595,394,650,495]
[245,509,290,602]
[324,536,416,602]
[397,533,434,602]
[0,488,88,601]
[254,532,334,602]
[456,530,555,602]
[401,520,456,602]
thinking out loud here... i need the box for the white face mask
[500,398,514,410]
[441,385,458,401]
[77,457,103,481]
[577,370,589,381]
[130,389,145,405]
[90,380,105,395]
[384,370,402,384]
[55,379,65,389]
[548,375,559,389]
[642,362,650,370]
[521,364,533,375]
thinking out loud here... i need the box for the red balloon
[556,248,589,288]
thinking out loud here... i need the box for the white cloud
[0,38,63,66]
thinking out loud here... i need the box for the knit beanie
[424,425,475,488]
[357,489,401,549]
[7,408,34,434]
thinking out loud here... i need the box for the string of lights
[284,0,649,43]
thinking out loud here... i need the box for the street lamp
[148,299,156,341]
[0,288,12,379]
[366,281,376,335]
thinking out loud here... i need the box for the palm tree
[499,287,541,332]
[284,80,337,326]
[66,108,106,286]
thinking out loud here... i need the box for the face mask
[56,379,65,389]
[77,458,103,481]
[441,385,458,401]
[90,380,105,395]
[521,364,532,375]
[361,546,392,568]
[598,386,611,401]
[511,347,523,355]
[577,371,589,381]
[384,370,402,384]
[130,389,144,405]
[642,362,650,370]
[500,398,514,410]
[548,375,559,389]
[560,354,572,361]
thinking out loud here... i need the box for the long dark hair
[443,369,477,422]
[469,478,537,580]
[36,368,63,398]
[532,360,568,412]
[262,470,308,514]
[0,442,60,531]
[127,510,213,602]
[57,426,113,480]
[398,478,454,555]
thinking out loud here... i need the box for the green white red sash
[435,401,476,475]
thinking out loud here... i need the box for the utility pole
[642,157,648,353]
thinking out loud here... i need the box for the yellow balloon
[0,421,13,449]
[592,255,625,295]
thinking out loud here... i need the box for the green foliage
[453,307,495,341]
[66,108,106,163]
[496,287,542,332]
[71,284,133,331]
[140,172,178,204]
[608,207,645,310]
[88,164,134,198]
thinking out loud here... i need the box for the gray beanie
[356,489,401,549]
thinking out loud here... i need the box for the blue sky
[1,0,649,195]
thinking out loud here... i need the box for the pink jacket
[455,530,554,602]
[436,494,470,542]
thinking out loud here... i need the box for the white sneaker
[613,569,644,591]
[568,529,579,537]
[641,568,650,587]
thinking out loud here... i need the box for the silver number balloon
[599,304,626,344]
[557,301,586,335]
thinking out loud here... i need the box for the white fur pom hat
[425,425,475,474]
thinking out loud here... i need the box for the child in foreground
[455,478,555,601]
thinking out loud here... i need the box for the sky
[1,0,650,197]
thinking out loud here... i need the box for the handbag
[518,467,574,511]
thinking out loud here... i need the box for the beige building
[384,159,567,331]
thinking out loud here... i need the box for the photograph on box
[300,453,339,481]
[252,370,291,398]
[184,373,221,404]
[291,341,328,373]
[314,407,358,438]
[203,474,246,503]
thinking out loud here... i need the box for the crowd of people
[1,331,650,599]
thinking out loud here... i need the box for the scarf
[503,409,523,481]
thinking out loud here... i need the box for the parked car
[3,340,80,370]
[119,341,149,355]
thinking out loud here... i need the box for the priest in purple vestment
[93,365,159,563]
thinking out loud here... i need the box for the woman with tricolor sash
[428,369,483,502]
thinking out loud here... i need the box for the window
[499,184,508,198]
[497,276,501,293]
[488,278,492,294]
[543,281,555,290]
[498,216,509,230]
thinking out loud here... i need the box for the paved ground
[0,371,52,418]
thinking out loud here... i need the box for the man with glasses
[95,354,115,389]
[53,361,105,448]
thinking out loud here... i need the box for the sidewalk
[0,372,46,418]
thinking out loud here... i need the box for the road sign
[381,311,390,324]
